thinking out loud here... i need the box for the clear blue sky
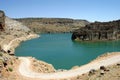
[0,0,120,22]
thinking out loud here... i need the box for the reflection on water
[15,33,120,69]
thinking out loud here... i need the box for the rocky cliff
[14,18,89,33]
[0,10,5,31]
[72,20,120,41]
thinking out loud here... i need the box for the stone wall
[72,20,120,41]
[0,10,5,31]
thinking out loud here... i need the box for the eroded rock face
[72,20,120,41]
[0,10,5,31]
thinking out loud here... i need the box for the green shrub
[11,61,13,65]
[8,67,13,72]
[0,52,3,56]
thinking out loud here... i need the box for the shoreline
[1,31,120,79]
[1,33,39,55]
[18,52,120,79]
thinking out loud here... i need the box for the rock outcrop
[72,20,120,41]
[0,10,5,31]
[14,18,89,33]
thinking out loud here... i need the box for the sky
[0,0,120,22]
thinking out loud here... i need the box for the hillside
[14,18,89,33]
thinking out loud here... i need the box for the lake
[15,33,120,69]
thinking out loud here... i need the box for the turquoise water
[15,33,120,69]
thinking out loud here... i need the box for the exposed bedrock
[0,10,5,31]
[72,20,120,41]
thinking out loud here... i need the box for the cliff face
[14,18,89,33]
[72,20,120,41]
[0,10,5,31]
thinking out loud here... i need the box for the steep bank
[72,20,120,41]
[0,17,39,55]
[14,18,89,33]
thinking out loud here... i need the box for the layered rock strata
[72,20,120,41]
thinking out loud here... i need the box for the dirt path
[18,53,120,80]
[2,34,39,52]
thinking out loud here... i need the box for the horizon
[13,17,120,23]
[0,0,120,22]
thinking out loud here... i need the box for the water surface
[15,33,120,69]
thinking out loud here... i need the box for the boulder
[88,69,96,76]
[100,66,106,71]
